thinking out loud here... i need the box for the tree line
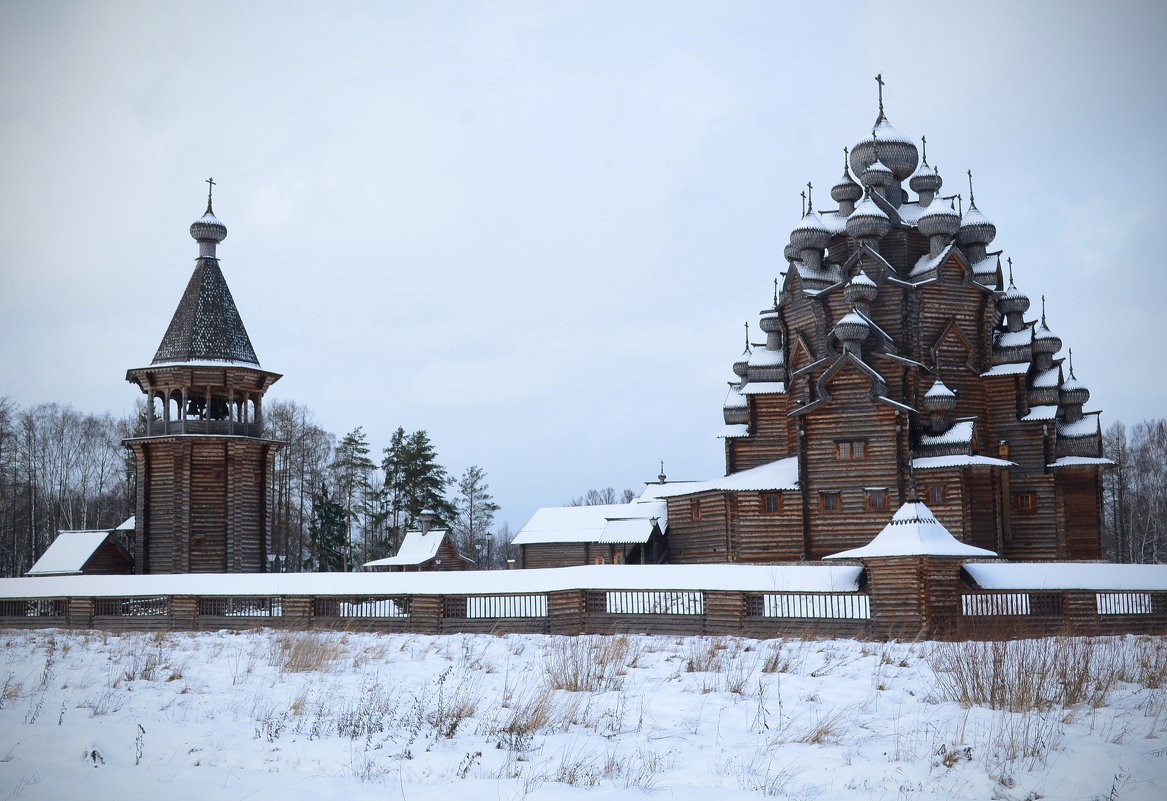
[2,393,1162,575]
[0,396,506,576]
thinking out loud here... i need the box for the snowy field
[1,629,1165,800]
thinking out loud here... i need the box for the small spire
[806,181,814,213]
[744,321,750,349]
[205,177,216,214]
[800,189,806,217]
[1041,294,1047,326]
[1068,348,1076,379]
[874,73,885,123]
[658,461,666,484]
[967,170,976,208]
[920,135,928,166]
[773,277,779,307]
[842,146,850,175]
[1007,256,1015,287]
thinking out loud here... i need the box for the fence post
[68,597,94,630]
[171,596,198,631]
[548,590,585,635]
[703,591,745,636]
[409,596,442,634]
[281,596,314,629]
[860,556,925,640]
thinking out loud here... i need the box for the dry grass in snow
[0,629,1164,800]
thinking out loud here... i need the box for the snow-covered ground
[1,628,1165,800]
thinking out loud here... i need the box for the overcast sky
[2,0,1164,533]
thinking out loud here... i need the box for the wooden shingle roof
[152,257,259,366]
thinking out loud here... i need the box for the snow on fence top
[964,562,1167,591]
[0,563,864,599]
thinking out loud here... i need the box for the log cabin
[363,511,474,572]
[124,183,282,573]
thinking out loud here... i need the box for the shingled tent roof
[152,255,260,366]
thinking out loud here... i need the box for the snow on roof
[960,205,994,229]
[981,362,1030,377]
[994,329,1032,349]
[824,501,997,559]
[909,242,954,277]
[652,457,799,498]
[919,420,974,447]
[1058,416,1100,438]
[723,386,746,408]
[964,562,1167,591]
[27,531,112,576]
[740,382,786,395]
[512,501,666,545]
[818,210,848,234]
[1022,405,1059,421]
[894,201,925,224]
[747,348,784,366]
[924,379,956,399]
[115,516,135,531]
[638,482,699,501]
[1033,367,1060,388]
[1048,456,1115,468]
[718,424,750,438]
[0,563,866,599]
[363,529,451,567]
[912,455,1014,470]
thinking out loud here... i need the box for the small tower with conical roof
[124,182,282,573]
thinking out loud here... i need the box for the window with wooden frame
[191,535,205,548]
[760,493,782,514]
[690,499,702,520]
[1013,492,1036,513]
[928,486,946,505]
[836,441,867,460]
[819,492,840,512]
[865,489,887,512]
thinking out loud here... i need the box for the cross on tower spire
[205,177,216,213]
[773,277,779,307]
[967,170,976,208]
[800,189,806,217]
[1007,257,1015,286]
[921,135,928,166]
[875,73,885,122]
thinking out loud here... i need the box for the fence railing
[199,597,282,617]
[95,597,171,617]
[748,593,871,619]
[588,590,704,615]
[0,599,66,617]
[315,597,410,618]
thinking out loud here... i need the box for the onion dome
[1032,298,1062,355]
[851,119,919,181]
[758,308,781,335]
[998,261,1031,317]
[790,209,832,252]
[922,378,958,413]
[732,322,752,379]
[916,198,960,239]
[832,148,863,204]
[190,181,228,258]
[783,242,797,262]
[956,171,996,247]
[909,136,943,196]
[833,307,870,345]
[844,271,878,307]
[862,157,894,190]
[1058,350,1090,408]
[846,188,891,240]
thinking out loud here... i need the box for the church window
[690,500,702,520]
[865,490,887,511]
[761,493,782,514]
[928,486,946,505]
[819,492,840,511]
[836,441,866,460]
[1013,492,1036,513]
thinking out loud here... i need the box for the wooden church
[662,79,1109,564]
[123,183,282,573]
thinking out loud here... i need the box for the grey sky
[2,0,1164,533]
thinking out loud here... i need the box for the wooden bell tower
[124,182,282,573]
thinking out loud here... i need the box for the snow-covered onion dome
[862,157,894,194]
[922,378,958,413]
[909,163,942,199]
[833,307,870,354]
[1058,350,1090,423]
[844,271,877,315]
[190,201,228,259]
[850,118,919,184]
[998,281,1030,318]
[723,383,748,425]
[789,209,832,253]
[832,147,863,216]
[732,346,751,380]
[916,198,960,257]
[1032,317,1061,357]
[909,136,942,203]
[956,171,997,263]
[783,242,797,262]
[846,188,891,243]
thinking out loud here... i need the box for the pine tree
[305,484,346,571]
[331,426,375,571]
[453,465,500,565]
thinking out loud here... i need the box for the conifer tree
[331,426,375,571]
[453,465,500,564]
